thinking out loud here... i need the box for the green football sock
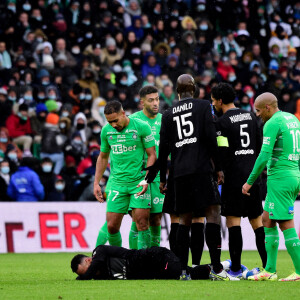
[283,228,300,274]
[107,231,122,247]
[137,229,150,249]
[129,222,138,249]
[264,226,279,273]
[95,221,108,247]
[150,225,161,247]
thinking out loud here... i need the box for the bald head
[176,74,196,99]
[255,92,278,109]
[254,92,279,123]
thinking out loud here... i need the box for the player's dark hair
[71,254,87,273]
[104,100,122,115]
[211,83,236,104]
[139,85,158,99]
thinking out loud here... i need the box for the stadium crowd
[1,0,300,201]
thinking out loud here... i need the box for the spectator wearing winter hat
[0,159,12,201]
[45,99,59,113]
[6,103,33,157]
[30,103,48,144]
[47,175,65,201]
[40,113,65,174]
[71,112,91,143]
[91,97,107,128]
[101,37,122,66]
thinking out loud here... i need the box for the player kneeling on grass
[71,245,220,280]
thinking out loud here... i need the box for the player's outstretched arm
[93,151,110,202]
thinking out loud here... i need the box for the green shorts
[150,181,165,214]
[264,176,300,220]
[106,182,151,214]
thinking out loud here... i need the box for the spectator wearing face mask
[71,112,91,143]
[5,144,19,174]
[7,157,44,202]
[0,159,12,201]
[6,103,33,157]
[78,67,100,100]
[47,175,66,201]
[40,113,65,174]
[0,127,23,160]
[88,120,101,145]
[64,131,87,164]
[39,157,56,201]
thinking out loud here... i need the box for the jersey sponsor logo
[284,115,293,120]
[144,135,154,142]
[286,122,299,129]
[111,144,137,154]
[125,129,137,134]
[269,202,274,210]
[216,131,221,136]
[234,149,254,155]
[288,206,294,215]
[229,113,252,123]
[155,140,160,146]
[154,121,161,125]
[172,102,193,114]
[263,137,271,145]
[175,137,197,148]
[288,154,300,161]
[132,133,137,140]
[153,197,164,205]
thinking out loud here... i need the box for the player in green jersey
[242,93,300,281]
[93,101,156,250]
[129,85,164,249]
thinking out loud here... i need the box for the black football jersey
[215,108,262,186]
[159,97,220,179]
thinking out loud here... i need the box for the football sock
[283,228,300,274]
[169,223,179,255]
[150,225,161,247]
[191,223,205,265]
[264,226,279,273]
[228,226,243,272]
[205,223,223,273]
[95,221,108,247]
[254,226,267,268]
[176,224,190,271]
[137,229,150,249]
[129,222,138,249]
[107,231,122,247]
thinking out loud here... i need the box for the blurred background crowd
[1,0,300,201]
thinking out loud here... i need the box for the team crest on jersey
[109,136,113,140]
[132,133,137,140]
[288,206,294,215]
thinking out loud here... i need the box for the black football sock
[176,224,190,272]
[228,226,243,272]
[205,223,222,273]
[254,226,267,268]
[188,264,211,280]
[169,223,179,256]
[191,223,205,265]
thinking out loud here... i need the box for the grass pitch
[0,250,298,300]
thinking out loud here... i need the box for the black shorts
[221,183,263,219]
[174,173,221,215]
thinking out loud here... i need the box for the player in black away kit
[157,74,237,281]
[71,245,212,280]
[211,83,267,278]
